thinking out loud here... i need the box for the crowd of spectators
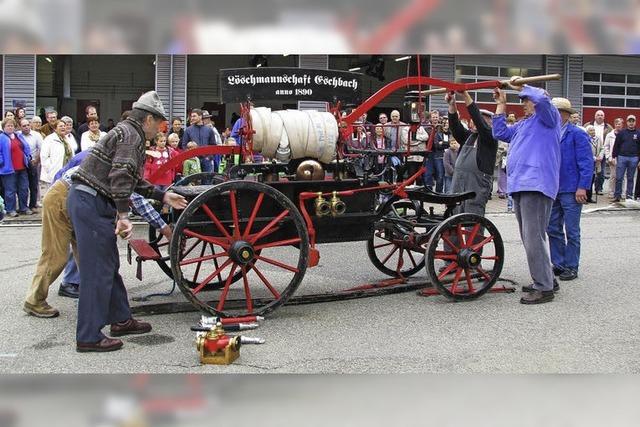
[2,101,639,222]
[349,106,639,211]
[0,106,239,221]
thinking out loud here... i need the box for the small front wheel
[425,213,504,301]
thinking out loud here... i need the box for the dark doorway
[76,99,101,125]
[201,102,226,132]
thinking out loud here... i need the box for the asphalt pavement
[0,206,639,374]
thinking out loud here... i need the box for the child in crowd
[167,132,183,183]
[443,137,459,194]
[144,132,177,191]
[167,133,181,153]
[182,141,202,184]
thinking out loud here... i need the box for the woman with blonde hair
[60,116,78,154]
[40,120,73,189]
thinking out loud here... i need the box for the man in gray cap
[68,91,187,352]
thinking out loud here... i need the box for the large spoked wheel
[367,198,427,278]
[425,213,504,301]
[170,180,309,317]
[148,173,231,290]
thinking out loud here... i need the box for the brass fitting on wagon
[330,191,346,216]
[315,192,331,217]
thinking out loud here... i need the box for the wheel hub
[457,248,481,269]
[229,240,255,265]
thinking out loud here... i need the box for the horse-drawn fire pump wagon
[132,63,559,318]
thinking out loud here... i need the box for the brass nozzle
[315,192,331,217]
[330,191,346,216]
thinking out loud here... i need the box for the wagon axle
[228,241,256,265]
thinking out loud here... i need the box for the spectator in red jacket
[144,132,177,190]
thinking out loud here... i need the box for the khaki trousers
[25,180,77,306]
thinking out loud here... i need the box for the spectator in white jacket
[40,121,73,187]
[80,117,107,151]
[60,116,78,154]
[604,117,624,198]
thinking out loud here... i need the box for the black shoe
[613,197,621,202]
[558,269,578,281]
[58,283,79,299]
[522,279,559,293]
[552,266,565,276]
[520,290,554,304]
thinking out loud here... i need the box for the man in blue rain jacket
[492,78,561,305]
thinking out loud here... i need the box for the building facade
[2,54,638,127]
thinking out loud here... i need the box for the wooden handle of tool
[414,74,562,96]
[500,73,561,87]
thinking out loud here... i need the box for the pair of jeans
[432,156,445,193]
[1,170,29,213]
[199,156,214,184]
[443,176,452,194]
[422,153,435,189]
[615,155,638,199]
[594,159,605,194]
[547,192,583,272]
[27,165,40,209]
[62,250,81,285]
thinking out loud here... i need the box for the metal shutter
[2,55,36,117]
[155,54,187,122]
[455,55,543,69]
[544,55,565,97]
[429,55,455,113]
[171,55,187,122]
[298,55,328,112]
[566,55,583,113]
[583,55,640,74]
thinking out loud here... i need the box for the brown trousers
[25,180,77,306]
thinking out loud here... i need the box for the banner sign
[220,67,363,104]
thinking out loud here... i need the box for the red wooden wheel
[148,173,235,290]
[367,199,427,278]
[170,180,309,317]
[425,213,504,301]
